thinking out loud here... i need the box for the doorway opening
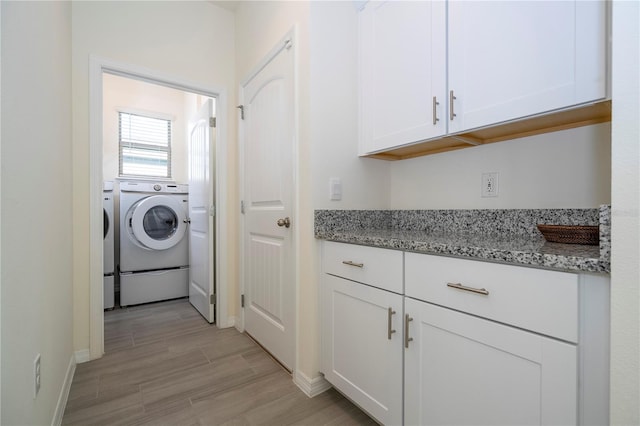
[89,57,231,359]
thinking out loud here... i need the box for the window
[119,112,171,178]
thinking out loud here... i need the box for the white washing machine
[119,181,189,306]
[103,181,115,309]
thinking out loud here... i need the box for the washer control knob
[153,184,162,191]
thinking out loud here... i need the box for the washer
[119,181,189,306]
[103,181,115,309]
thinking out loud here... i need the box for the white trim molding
[52,355,76,426]
[74,349,91,364]
[293,370,332,398]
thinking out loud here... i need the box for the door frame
[88,56,231,359]
[238,28,298,358]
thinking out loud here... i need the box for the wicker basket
[536,224,599,245]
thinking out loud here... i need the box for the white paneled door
[188,99,215,323]
[241,35,295,370]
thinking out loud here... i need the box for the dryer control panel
[120,181,188,194]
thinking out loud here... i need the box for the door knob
[276,217,291,228]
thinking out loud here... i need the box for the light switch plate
[330,178,342,201]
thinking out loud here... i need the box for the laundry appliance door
[130,195,187,250]
[103,208,109,239]
[103,194,114,274]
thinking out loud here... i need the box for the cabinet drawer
[323,241,403,294]
[405,253,578,342]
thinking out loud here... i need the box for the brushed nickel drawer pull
[447,282,489,296]
[432,96,440,125]
[342,260,364,268]
[405,314,413,348]
[387,307,397,340]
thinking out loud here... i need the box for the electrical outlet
[481,172,499,197]
[34,353,41,398]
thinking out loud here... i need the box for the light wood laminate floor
[62,298,377,426]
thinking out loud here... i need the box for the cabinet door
[359,0,446,154]
[404,298,577,426]
[321,274,403,425]
[448,0,606,133]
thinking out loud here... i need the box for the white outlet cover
[481,172,499,197]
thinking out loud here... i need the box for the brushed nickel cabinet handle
[341,260,364,268]
[405,314,414,348]
[447,282,490,296]
[432,96,440,125]
[449,90,457,121]
[387,307,397,340]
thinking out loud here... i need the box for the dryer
[119,181,189,306]
[103,181,115,309]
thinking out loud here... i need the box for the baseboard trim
[293,370,332,398]
[51,354,76,426]
[74,349,90,364]
[220,315,236,329]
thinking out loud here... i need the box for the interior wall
[102,73,190,184]
[307,0,390,381]
[389,123,611,209]
[1,2,74,424]
[310,1,390,210]
[610,1,640,423]
[72,1,236,354]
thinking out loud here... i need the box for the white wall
[71,1,236,354]
[309,1,390,210]
[102,73,191,184]
[610,1,640,424]
[390,123,611,209]
[1,2,74,424]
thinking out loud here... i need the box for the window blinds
[119,112,172,178]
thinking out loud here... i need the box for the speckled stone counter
[315,207,611,274]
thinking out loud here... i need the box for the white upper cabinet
[358,0,608,158]
[447,0,607,134]
[359,0,446,155]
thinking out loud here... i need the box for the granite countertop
[314,207,611,274]
[315,228,606,273]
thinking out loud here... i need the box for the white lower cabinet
[320,242,609,426]
[403,297,577,426]
[321,274,403,426]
